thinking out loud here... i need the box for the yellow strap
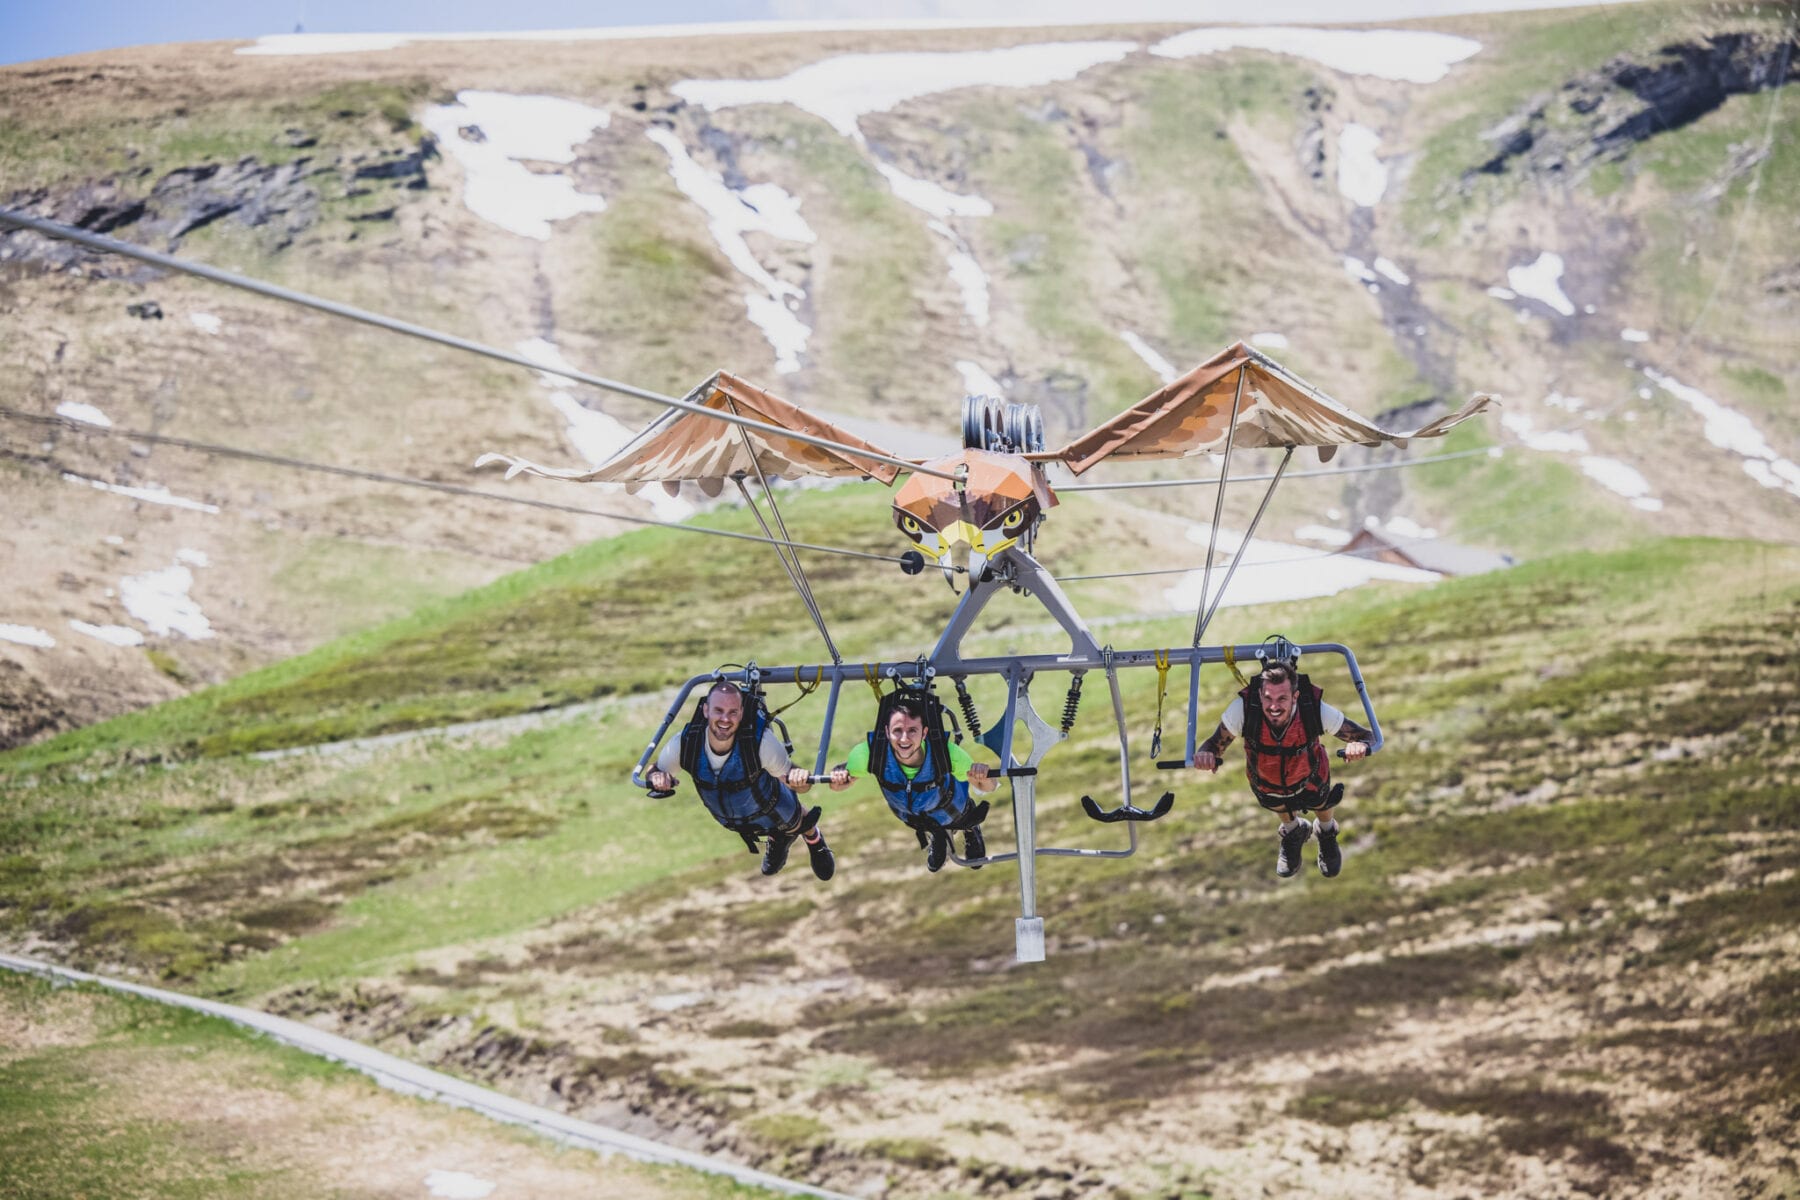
[863,662,884,702]
[1223,644,1249,688]
[1150,649,1171,756]
[768,665,824,719]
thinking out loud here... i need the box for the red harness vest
[1239,677,1331,800]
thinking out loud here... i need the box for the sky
[3,0,1644,68]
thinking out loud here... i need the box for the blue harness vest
[869,734,971,829]
[680,707,801,836]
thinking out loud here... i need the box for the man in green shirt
[827,691,998,872]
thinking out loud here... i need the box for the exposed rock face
[0,136,437,272]
[1471,32,1797,182]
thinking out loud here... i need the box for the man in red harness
[1190,647,1372,879]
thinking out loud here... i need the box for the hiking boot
[1276,820,1312,878]
[760,832,793,876]
[806,834,835,882]
[1315,820,1342,878]
[925,828,949,873]
[962,824,986,869]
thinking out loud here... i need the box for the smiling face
[1259,676,1297,727]
[886,709,927,767]
[892,449,1054,579]
[704,687,744,748]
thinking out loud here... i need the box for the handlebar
[1158,747,1367,770]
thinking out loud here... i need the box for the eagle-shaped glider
[478,341,1493,581]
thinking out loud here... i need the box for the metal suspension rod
[1195,446,1293,643]
[1191,370,1247,647]
[736,418,836,661]
[0,207,958,484]
[733,478,842,664]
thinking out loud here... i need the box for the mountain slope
[2,2,1796,745]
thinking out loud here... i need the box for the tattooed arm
[1192,723,1234,772]
[1336,717,1373,762]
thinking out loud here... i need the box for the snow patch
[64,473,219,514]
[55,401,112,427]
[1336,123,1388,207]
[674,41,1134,140]
[1250,331,1289,350]
[927,221,992,328]
[1503,413,1667,511]
[176,548,210,568]
[1120,331,1178,385]
[189,312,222,334]
[0,624,55,649]
[1373,257,1410,286]
[1151,27,1481,84]
[875,161,993,218]
[1164,525,1439,612]
[424,1171,496,1200]
[1485,286,1516,300]
[1294,524,1352,547]
[1507,251,1575,317]
[1342,256,1379,285]
[120,563,213,640]
[516,338,693,521]
[1643,368,1800,498]
[1543,391,1585,412]
[420,91,609,240]
[645,127,816,373]
[1620,328,1651,343]
[70,620,145,647]
[1374,515,1438,539]
[1502,411,1588,455]
[1579,457,1663,510]
[956,361,1005,397]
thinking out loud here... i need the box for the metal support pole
[1193,370,1248,647]
[1195,447,1294,644]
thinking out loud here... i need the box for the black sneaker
[761,833,793,876]
[1315,821,1342,878]
[962,824,986,869]
[1276,820,1312,878]
[806,835,835,881]
[925,829,949,873]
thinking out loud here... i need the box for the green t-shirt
[844,738,975,781]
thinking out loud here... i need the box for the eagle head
[892,449,1056,584]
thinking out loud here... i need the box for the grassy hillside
[4,531,1795,1196]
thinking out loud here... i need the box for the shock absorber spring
[1061,673,1084,735]
[954,677,982,739]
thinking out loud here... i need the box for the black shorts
[1253,782,1341,814]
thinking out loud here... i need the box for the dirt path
[0,952,856,1200]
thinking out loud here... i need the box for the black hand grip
[1156,759,1190,770]
[999,766,1037,778]
[645,787,676,799]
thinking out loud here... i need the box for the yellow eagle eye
[1001,508,1025,529]
[900,515,922,535]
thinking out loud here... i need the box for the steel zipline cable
[0,408,912,568]
[0,207,959,485]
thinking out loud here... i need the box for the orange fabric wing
[1051,342,1495,475]
[477,372,904,497]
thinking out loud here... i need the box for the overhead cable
[0,408,911,568]
[0,207,958,484]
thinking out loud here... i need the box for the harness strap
[1150,649,1171,758]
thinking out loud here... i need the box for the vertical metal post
[1193,369,1248,647]
[1002,667,1044,962]
[1184,651,1203,762]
